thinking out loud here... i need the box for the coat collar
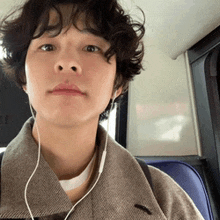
[0,117,72,218]
[0,117,165,219]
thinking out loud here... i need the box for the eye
[84,45,101,53]
[40,44,55,51]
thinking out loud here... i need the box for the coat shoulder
[148,165,204,220]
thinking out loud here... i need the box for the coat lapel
[0,118,166,219]
[0,118,72,218]
[88,127,167,220]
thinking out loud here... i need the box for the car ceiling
[1,0,220,59]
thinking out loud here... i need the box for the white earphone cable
[24,102,41,220]
[64,92,117,220]
[25,91,117,220]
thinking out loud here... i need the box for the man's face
[24,5,120,127]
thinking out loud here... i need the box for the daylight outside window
[100,106,117,140]
[0,40,5,60]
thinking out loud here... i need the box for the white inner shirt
[59,152,97,191]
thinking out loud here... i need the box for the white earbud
[113,90,117,101]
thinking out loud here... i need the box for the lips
[50,83,85,96]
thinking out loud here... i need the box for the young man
[0,0,204,219]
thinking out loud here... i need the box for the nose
[54,54,82,76]
[58,65,77,72]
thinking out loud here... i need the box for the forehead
[49,4,96,32]
[31,4,114,52]
[49,4,75,27]
[34,4,96,38]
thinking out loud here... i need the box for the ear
[112,87,123,99]
[22,85,28,94]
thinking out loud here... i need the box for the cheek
[84,57,116,83]
[24,62,44,105]
[24,62,32,92]
[25,55,50,88]
[85,68,116,100]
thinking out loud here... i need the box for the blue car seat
[145,160,213,220]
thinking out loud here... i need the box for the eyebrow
[69,26,103,39]
[79,28,109,44]
[43,25,104,41]
[33,23,111,48]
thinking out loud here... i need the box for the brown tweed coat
[0,118,204,219]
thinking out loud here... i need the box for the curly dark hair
[0,0,145,121]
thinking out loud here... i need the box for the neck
[32,115,99,180]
